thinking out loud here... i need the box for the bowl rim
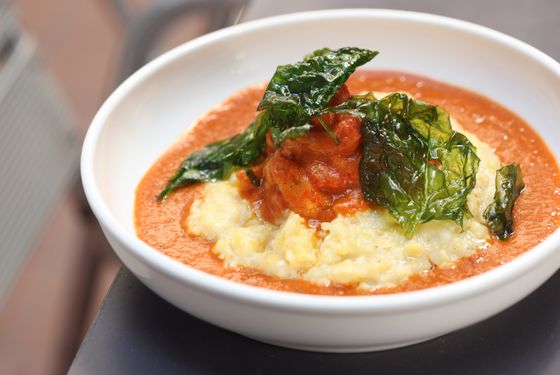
[81,8,560,314]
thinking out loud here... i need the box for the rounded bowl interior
[81,9,560,350]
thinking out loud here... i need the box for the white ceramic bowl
[81,9,560,352]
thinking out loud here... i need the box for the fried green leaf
[483,164,524,240]
[244,168,261,187]
[258,47,377,145]
[317,117,340,144]
[157,115,269,199]
[159,47,377,198]
[329,93,480,235]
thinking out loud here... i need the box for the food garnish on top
[158,47,524,241]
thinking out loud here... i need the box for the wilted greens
[329,93,480,235]
[159,47,376,198]
[483,164,525,240]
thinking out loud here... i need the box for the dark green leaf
[317,117,340,144]
[303,48,332,60]
[329,93,480,235]
[258,47,378,145]
[244,168,261,187]
[158,47,376,199]
[158,115,269,199]
[483,164,524,240]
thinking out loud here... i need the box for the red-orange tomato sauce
[236,84,371,225]
[135,71,560,295]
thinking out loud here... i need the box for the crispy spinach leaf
[329,93,480,235]
[258,47,377,145]
[483,164,524,240]
[157,115,268,199]
[159,47,377,198]
[244,168,261,187]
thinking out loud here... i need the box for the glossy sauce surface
[236,85,370,225]
[135,71,560,295]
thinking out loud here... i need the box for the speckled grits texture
[186,107,501,290]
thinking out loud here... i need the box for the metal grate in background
[0,5,80,307]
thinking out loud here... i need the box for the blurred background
[0,0,557,374]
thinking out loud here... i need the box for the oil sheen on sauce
[135,71,560,295]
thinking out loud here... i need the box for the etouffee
[135,49,560,295]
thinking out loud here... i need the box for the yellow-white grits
[187,102,501,290]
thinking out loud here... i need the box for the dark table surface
[70,268,560,374]
[70,1,560,374]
